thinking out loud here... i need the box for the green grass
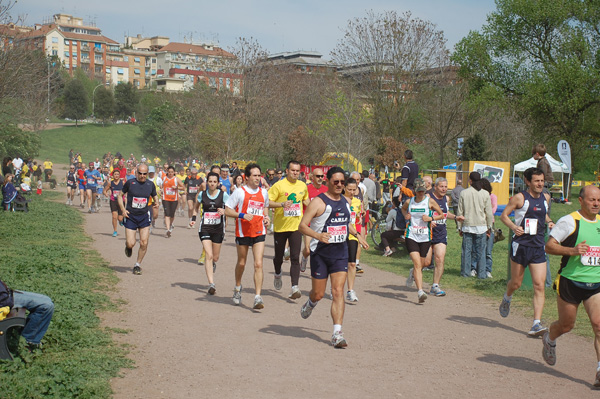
[362,197,595,338]
[0,191,131,398]
[38,124,153,164]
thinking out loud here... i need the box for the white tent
[512,154,570,197]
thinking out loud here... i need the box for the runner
[344,177,362,302]
[542,185,600,386]
[350,171,368,274]
[84,162,101,213]
[298,166,369,348]
[231,174,244,194]
[76,162,86,208]
[267,160,309,300]
[301,168,328,270]
[118,163,159,275]
[224,163,270,309]
[108,169,124,237]
[499,167,553,336]
[176,167,188,217]
[190,172,228,295]
[219,165,233,194]
[185,168,205,227]
[402,178,445,303]
[148,166,162,231]
[65,165,77,205]
[162,166,185,238]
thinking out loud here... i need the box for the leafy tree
[93,86,114,125]
[287,126,327,166]
[461,132,489,161]
[375,136,408,174]
[62,79,88,126]
[114,82,139,120]
[0,124,40,160]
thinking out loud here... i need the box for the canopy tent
[443,162,457,170]
[511,154,569,197]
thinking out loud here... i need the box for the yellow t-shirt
[348,197,362,241]
[268,178,308,232]
[21,164,29,175]
[43,161,53,170]
[176,174,186,192]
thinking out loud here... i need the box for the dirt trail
[59,180,599,398]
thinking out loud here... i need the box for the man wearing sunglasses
[301,168,328,270]
[299,166,369,348]
[118,163,159,275]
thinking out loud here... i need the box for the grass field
[362,197,595,338]
[38,124,152,164]
[0,192,130,398]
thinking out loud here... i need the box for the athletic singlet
[348,196,362,242]
[513,191,548,247]
[198,190,226,234]
[404,196,432,243]
[162,176,178,202]
[110,180,123,201]
[220,176,232,194]
[84,169,100,187]
[309,193,351,259]
[234,186,266,238]
[66,171,76,187]
[186,177,203,196]
[430,192,448,242]
[555,211,600,283]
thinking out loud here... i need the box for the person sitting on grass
[2,173,17,210]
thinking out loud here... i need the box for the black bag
[0,280,14,309]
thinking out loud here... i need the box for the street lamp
[91,83,103,117]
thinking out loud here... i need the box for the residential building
[267,51,337,75]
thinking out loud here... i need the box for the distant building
[267,51,337,74]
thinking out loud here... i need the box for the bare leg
[529,262,547,321]
[330,271,347,325]
[235,245,249,287]
[251,242,265,296]
[137,226,150,264]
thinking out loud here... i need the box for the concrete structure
[267,51,337,75]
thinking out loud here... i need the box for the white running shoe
[346,290,358,302]
[232,287,242,305]
[300,256,308,272]
[331,331,348,348]
[253,295,264,309]
[289,285,301,299]
[406,268,414,287]
[418,290,428,303]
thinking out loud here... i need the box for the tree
[375,136,407,175]
[114,82,139,120]
[452,0,600,143]
[62,79,88,126]
[461,132,489,161]
[0,124,40,160]
[93,86,115,125]
[287,126,327,166]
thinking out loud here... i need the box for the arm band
[191,215,197,222]
[239,213,245,219]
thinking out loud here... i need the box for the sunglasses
[138,172,148,176]
[268,174,275,177]
[314,174,324,178]
[332,180,345,186]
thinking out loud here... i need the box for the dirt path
[64,182,599,398]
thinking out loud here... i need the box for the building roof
[16,24,118,45]
[158,42,235,58]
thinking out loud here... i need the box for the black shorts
[555,275,600,305]
[310,251,347,279]
[347,240,358,263]
[124,211,152,230]
[163,200,177,218]
[510,242,546,266]
[87,186,97,193]
[109,200,122,214]
[235,235,266,247]
[405,237,431,258]
[199,231,224,244]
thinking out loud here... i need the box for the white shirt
[12,157,23,169]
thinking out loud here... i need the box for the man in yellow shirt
[268,160,310,299]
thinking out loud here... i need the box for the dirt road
[67,185,598,398]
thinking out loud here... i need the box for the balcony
[94,58,104,65]
[81,44,90,51]
[81,58,90,63]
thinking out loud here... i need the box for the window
[134,57,140,63]
[151,70,156,75]
[64,51,70,57]
[219,78,223,87]
[52,37,58,43]
[226,78,230,89]
[106,68,110,73]
[134,80,140,87]
[64,39,69,45]
[134,68,140,74]
[117,68,124,74]
[123,56,129,62]
[72,51,77,57]
[95,43,101,49]
[152,58,156,63]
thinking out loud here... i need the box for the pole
[47,58,51,115]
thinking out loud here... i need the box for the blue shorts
[124,211,152,230]
[510,242,546,266]
[87,186,97,193]
[78,182,86,190]
[97,187,104,194]
[310,252,347,280]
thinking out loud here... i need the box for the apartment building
[106,49,157,89]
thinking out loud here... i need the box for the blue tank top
[513,190,547,247]
[220,176,231,194]
[309,193,351,259]
[429,191,448,242]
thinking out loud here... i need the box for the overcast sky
[11,0,496,58]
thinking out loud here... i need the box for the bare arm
[298,197,330,244]
[500,193,525,236]
[546,237,588,257]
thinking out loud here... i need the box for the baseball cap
[89,162,94,166]
[148,166,156,173]
[414,178,427,192]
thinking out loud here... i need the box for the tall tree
[62,79,88,127]
[114,82,139,120]
[93,86,115,125]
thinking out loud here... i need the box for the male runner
[542,185,600,387]
[162,166,185,237]
[84,162,101,213]
[185,167,205,226]
[118,164,159,275]
[299,167,368,348]
[147,166,162,231]
[268,160,309,299]
[224,163,270,309]
[499,167,554,336]
[301,168,328,270]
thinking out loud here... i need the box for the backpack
[0,279,14,309]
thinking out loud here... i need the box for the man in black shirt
[118,163,158,275]
[401,149,419,191]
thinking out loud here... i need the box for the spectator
[2,157,12,177]
[471,178,497,278]
[533,144,553,189]
[2,173,17,210]
[381,198,404,256]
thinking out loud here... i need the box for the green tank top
[560,212,600,283]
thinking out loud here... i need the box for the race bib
[67,179,74,185]
[247,200,264,216]
[189,186,199,193]
[350,211,356,222]
[433,212,448,225]
[87,178,95,185]
[327,225,348,243]
[410,226,428,235]
[524,218,538,235]
[165,187,176,196]
[203,211,220,225]
[132,197,147,209]
[581,246,600,266]
[283,203,301,217]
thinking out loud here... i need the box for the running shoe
[300,300,314,319]
[65,200,70,205]
[356,265,364,274]
[253,295,264,309]
[418,290,428,303]
[284,247,290,261]
[125,246,132,258]
[528,322,548,337]
[346,290,358,302]
[133,265,142,275]
[289,285,301,299]
[274,274,282,291]
[80,203,84,208]
[198,253,205,265]
[208,283,216,295]
[383,249,393,257]
[119,220,124,227]
[331,331,348,348]
[112,231,118,237]
[542,332,556,366]
[422,265,434,272]
[406,268,414,287]
[213,262,217,273]
[429,285,446,297]
[594,369,600,388]
[232,287,242,305]
[88,208,93,213]
[300,256,308,272]
[499,297,511,318]
[166,229,172,238]
[486,272,493,279]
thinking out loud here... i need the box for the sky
[10,0,497,59]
